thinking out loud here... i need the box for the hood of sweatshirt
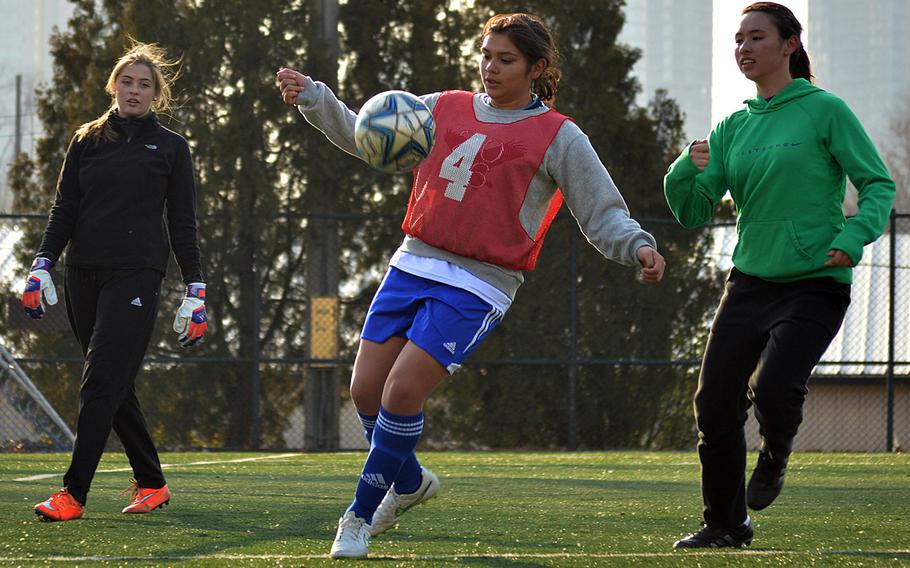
[744,78,822,114]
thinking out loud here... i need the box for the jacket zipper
[126,119,138,143]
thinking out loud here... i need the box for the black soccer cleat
[747,451,787,510]
[673,516,754,549]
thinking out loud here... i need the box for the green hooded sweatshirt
[664,78,895,284]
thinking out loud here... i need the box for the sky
[711,0,808,126]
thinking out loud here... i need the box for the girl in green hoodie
[665,2,895,549]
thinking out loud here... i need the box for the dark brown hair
[482,13,562,105]
[743,2,813,82]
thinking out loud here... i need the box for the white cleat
[330,511,371,559]
[370,467,440,537]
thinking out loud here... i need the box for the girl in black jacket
[23,42,208,521]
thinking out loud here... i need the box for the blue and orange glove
[173,282,207,348]
[21,257,58,319]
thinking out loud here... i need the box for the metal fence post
[887,210,895,452]
[251,254,262,449]
[568,224,578,451]
[302,0,341,452]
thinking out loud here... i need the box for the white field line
[0,550,908,562]
[12,453,302,482]
[12,455,901,482]
[646,461,909,467]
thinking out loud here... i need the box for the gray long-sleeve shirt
[296,77,655,300]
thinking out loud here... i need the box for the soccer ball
[354,90,435,174]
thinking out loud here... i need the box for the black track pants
[694,268,850,529]
[62,267,166,505]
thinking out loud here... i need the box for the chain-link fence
[1,212,907,452]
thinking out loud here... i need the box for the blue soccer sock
[358,411,423,495]
[393,452,423,495]
[357,412,377,444]
[349,407,423,523]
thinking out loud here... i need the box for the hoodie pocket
[733,219,814,278]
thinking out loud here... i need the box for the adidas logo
[443,341,457,354]
[145,144,158,150]
[360,472,388,490]
[130,297,143,307]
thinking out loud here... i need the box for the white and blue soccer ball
[354,90,435,174]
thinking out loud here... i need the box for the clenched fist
[690,139,710,171]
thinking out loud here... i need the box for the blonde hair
[76,41,180,142]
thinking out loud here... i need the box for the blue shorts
[361,267,504,374]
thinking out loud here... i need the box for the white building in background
[619,0,713,142]
[809,0,910,150]
[0,0,74,212]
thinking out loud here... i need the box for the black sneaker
[747,451,787,510]
[673,516,754,549]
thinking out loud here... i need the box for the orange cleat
[34,489,84,521]
[121,479,171,514]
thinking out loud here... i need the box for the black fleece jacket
[37,111,204,283]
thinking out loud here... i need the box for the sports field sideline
[1,451,907,566]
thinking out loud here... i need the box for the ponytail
[482,13,562,105]
[743,2,812,82]
[790,44,813,82]
[533,67,561,105]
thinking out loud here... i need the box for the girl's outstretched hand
[277,67,306,105]
[637,246,665,283]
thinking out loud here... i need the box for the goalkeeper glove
[21,257,58,319]
[173,282,207,348]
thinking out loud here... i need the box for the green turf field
[0,451,906,566]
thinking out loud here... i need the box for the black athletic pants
[62,266,166,505]
[695,268,850,529]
